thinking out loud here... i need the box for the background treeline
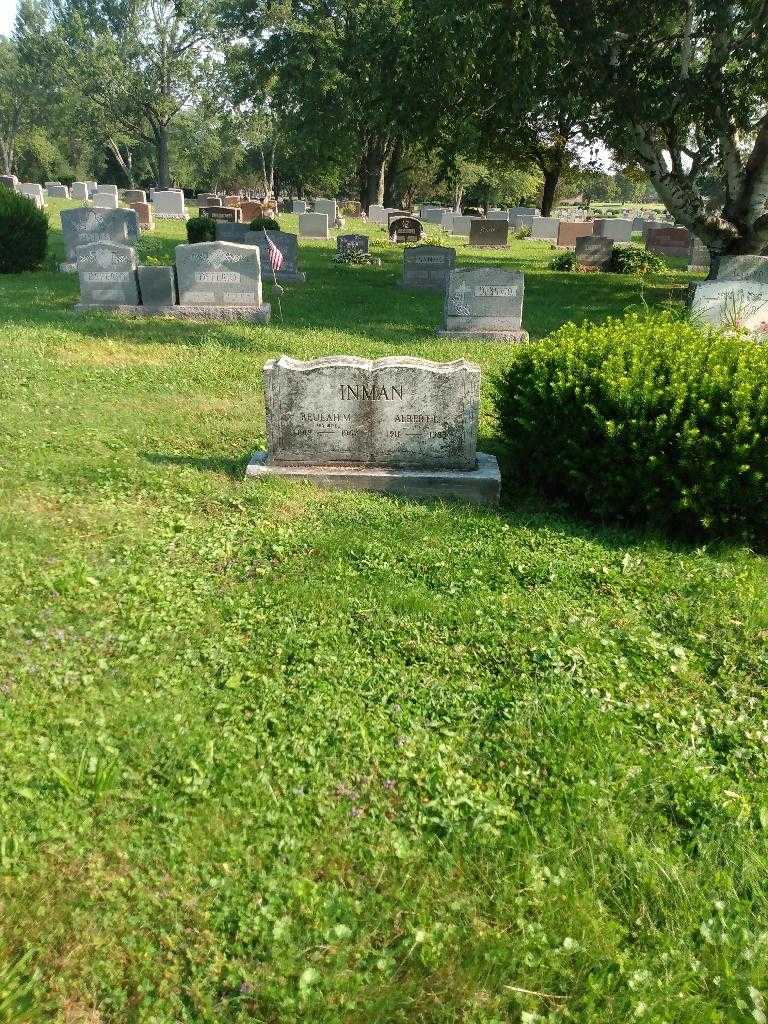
[1,0,766,259]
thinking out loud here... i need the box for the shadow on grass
[142,451,250,479]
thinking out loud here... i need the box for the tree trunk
[383,136,403,207]
[540,167,560,216]
[361,137,388,211]
[156,124,170,188]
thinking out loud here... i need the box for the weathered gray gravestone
[440,267,527,341]
[337,234,369,256]
[469,219,509,248]
[314,198,337,223]
[46,184,69,199]
[402,244,455,291]
[389,217,423,244]
[575,235,614,269]
[691,280,768,333]
[529,217,559,240]
[368,205,387,226]
[70,181,88,201]
[175,241,264,308]
[292,199,307,214]
[245,355,500,504]
[594,218,633,242]
[201,206,241,223]
[716,255,768,282]
[138,265,177,306]
[299,212,329,239]
[0,174,18,190]
[215,222,249,243]
[420,207,445,224]
[92,192,119,210]
[75,241,140,307]
[19,183,45,207]
[450,215,476,237]
[60,207,140,269]
[153,190,187,219]
[123,189,147,204]
[487,210,510,222]
[244,230,306,283]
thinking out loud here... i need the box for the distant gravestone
[96,184,118,197]
[60,207,139,267]
[240,200,265,223]
[594,218,633,242]
[440,267,527,341]
[510,206,538,217]
[420,207,445,224]
[201,205,241,223]
[511,214,535,232]
[245,355,500,504]
[341,200,362,217]
[224,195,241,208]
[486,210,510,222]
[691,279,768,333]
[688,237,711,272]
[469,219,509,248]
[19,183,45,207]
[557,221,593,246]
[175,241,263,307]
[299,212,329,239]
[153,190,187,219]
[402,244,455,291]
[215,222,249,243]
[85,181,98,197]
[314,198,337,224]
[46,184,69,199]
[716,255,768,282]
[128,202,153,230]
[243,230,306,283]
[368,205,388,226]
[529,217,559,240]
[450,215,476,237]
[389,216,423,244]
[70,182,88,201]
[198,194,222,207]
[337,233,369,256]
[138,265,176,307]
[575,235,614,269]
[123,189,147,205]
[92,192,119,210]
[645,226,691,258]
[75,241,140,307]
[292,199,307,214]
[0,174,18,190]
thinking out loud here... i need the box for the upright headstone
[645,226,691,258]
[420,206,446,224]
[440,267,527,341]
[557,221,594,247]
[96,184,118,197]
[574,235,614,269]
[243,230,305,283]
[198,194,222,207]
[92,192,119,210]
[240,200,265,223]
[337,233,369,256]
[46,184,69,199]
[299,212,329,239]
[70,182,88,201]
[138,265,177,307]
[529,217,560,240]
[60,207,139,267]
[715,255,768,282]
[0,174,18,191]
[368,205,388,226]
[153,190,187,219]
[123,189,147,205]
[224,195,241,208]
[688,237,710,272]
[469,219,509,248]
[200,205,241,223]
[594,218,633,242]
[450,215,476,237]
[19,183,45,207]
[389,216,423,244]
[292,199,308,214]
[44,181,62,189]
[691,280,768,333]
[75,241,140,307]
[128,202,154,230]
[314,198,337,224]
[341,200,362,217]
[245,355,500,504]
[175,241,263,307]
[215,222,249,243]
[402,244,455,291]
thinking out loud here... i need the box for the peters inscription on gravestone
[175,241,262,306]
[76,241,139,306]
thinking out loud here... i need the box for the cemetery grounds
[1,199,767,1024]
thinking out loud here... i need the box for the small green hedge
[0,188,48,273]
[494,312,768,543]
[186,216,216,243]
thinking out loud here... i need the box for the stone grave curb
[436,328,529,343]
[244,451,501,505]
[73,303,272,323]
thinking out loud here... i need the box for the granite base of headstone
[245,355,500,504]
[438,268,527,341]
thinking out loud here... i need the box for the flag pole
[264,227,284,323]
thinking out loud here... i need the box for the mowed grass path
[1,202,767,1023]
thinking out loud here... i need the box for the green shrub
[513,225,531,239]
[494,312,768,543]
[0,188,48,273]
[462,206,483,217]
[186,216,216,243]
[549,250,576,271]
[249,217,281,232]
[610,242,667,275]
[333,249,380,266]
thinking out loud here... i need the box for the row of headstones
[75,239,265,310]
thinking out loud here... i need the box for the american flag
[265,231,284,274]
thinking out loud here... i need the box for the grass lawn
[1,201,767,1024]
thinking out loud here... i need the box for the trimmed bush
[0,188,48,273]
[494,312,768,543]
[249,217,281,232]
[186,216,216,243]
[610,242,667,275]
[462,207,483,217]
[549,250,576,271]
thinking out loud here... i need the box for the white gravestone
[153,190,187,219]
[245,355,500,504]
[46,184,69,199]
[529,217,560,240]
[368,205,388,226]
[691,280,768,334]
[595,219,633,242]
[92,192,119,209]
[70,182,88,201]
[299,212,329,239]
[440,268,527,341]
[75,241,139,307]
[19,183,45,207]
